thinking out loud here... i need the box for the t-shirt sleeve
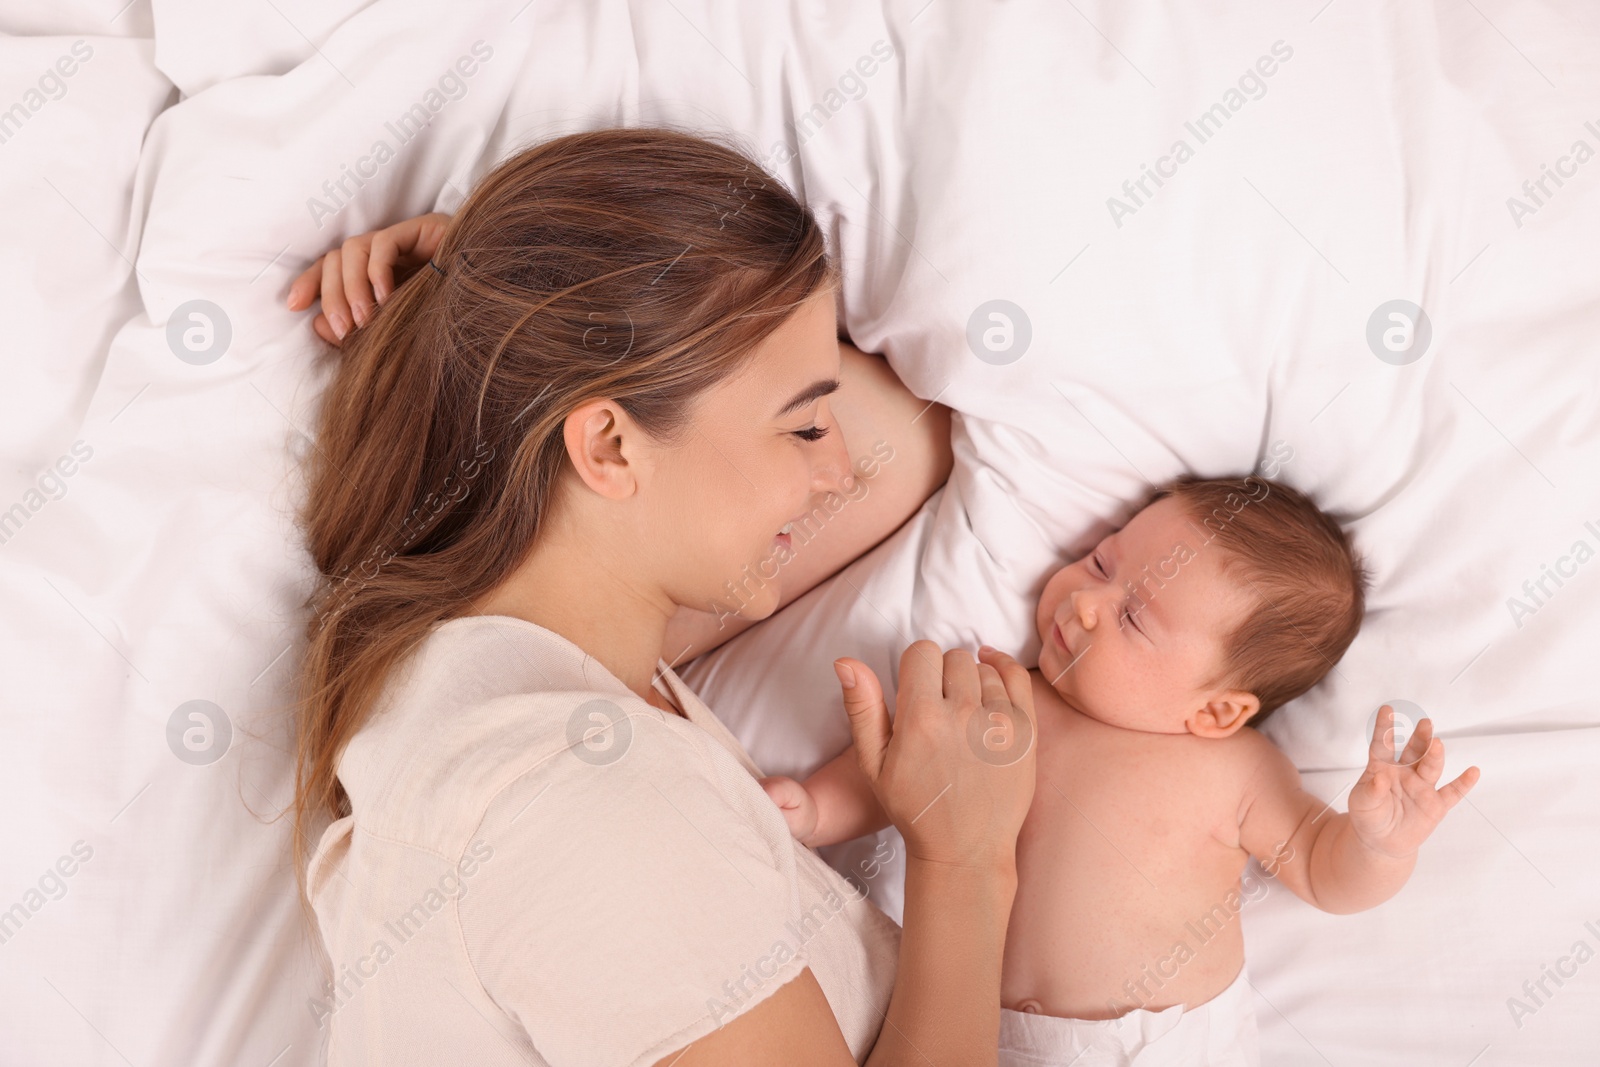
[457,711,811,1067]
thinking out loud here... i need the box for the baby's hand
[1348,705,1480,859]
[760,776,819,845]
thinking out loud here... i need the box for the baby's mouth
[1052,621,1072,655]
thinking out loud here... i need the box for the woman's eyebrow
[775,378,840,417]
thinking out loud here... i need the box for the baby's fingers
[1410,734,1448,789]
[1436,765,1481,811]
[759,775,804,809]
[1368,705,1404,766]
[1397,714,1435,768]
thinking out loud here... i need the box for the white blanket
[2,1,1595,1064]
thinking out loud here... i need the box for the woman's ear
[1187,690,1262,738]
[561,399,639,500]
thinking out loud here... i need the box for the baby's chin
[1067,696,1138,730]
[1055,681,1190,735]
[1044,668,1125,728]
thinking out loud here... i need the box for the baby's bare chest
[1022,712,1249,890]
[1004,710,1265,1011]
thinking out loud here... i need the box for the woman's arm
[661,342,952,664]
[653,645,1032,1067]
[857,645,1032,1067]
[655,863,1017,1067]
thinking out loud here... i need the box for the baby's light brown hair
[1144,475,1369,724]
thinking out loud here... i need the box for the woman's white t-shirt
[308,614,900,1066]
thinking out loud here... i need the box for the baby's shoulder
[1202,726,1306,831]
[1205,724,1293,785]
[1174,724,1270,783]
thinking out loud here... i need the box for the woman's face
[642,289,852,622]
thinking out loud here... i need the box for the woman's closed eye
[791,424,831,442]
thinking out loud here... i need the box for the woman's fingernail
[979,644,997,655]
[352,303,368,327]
[329,312,349,339]
[833,661,856,689]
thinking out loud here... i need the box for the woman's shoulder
[337,614,765,857]
[321,615,899,1061]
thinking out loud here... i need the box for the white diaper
[997,965,1260,1067]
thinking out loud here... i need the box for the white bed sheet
[1,1,1595,1064]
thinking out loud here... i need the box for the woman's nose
[810,426,854,497]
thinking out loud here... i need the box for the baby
[762,476,1481,1066]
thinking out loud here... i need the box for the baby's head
[1035,476,1368,736]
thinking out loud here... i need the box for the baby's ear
[1187,691,1261,739]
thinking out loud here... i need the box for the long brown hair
[292,128,835,901]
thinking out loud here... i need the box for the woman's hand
[286,212,451,344]
[837,643,1036,872]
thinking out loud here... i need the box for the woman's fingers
[974,648,1035,767]
[978,645,1033,713]
[375,213,449,301]
[320,248,353,341]
[863,640,1037,870]
[340,236,377,328]
[310,313,339,346]
[285,214,451,337]
[287,260,322,311]
[941,646,978,701]
[976,661,1006,706]
[837,658,890,780]
[896,640,944,712]
[368,229,402,305]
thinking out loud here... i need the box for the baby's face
[1035,497,1260,736]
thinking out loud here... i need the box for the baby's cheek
[1033,590,1056,639]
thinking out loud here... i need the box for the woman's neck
[473,531,671,702]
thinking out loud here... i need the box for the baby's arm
[1238,706,1480,914]
[761,745,890,848]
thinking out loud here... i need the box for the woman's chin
[707,586,781,627]
[741,587,783,622]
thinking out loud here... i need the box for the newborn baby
[762,476,1480,1066]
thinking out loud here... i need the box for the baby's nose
[1071,590,1099,629]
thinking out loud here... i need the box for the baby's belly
[1001,793,1256,1019]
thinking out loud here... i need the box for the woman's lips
[1052,621,1070,654]
[774,521,795,551]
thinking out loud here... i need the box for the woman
[288,128,1036,1066]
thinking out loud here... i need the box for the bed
[2,0,1596,1063]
